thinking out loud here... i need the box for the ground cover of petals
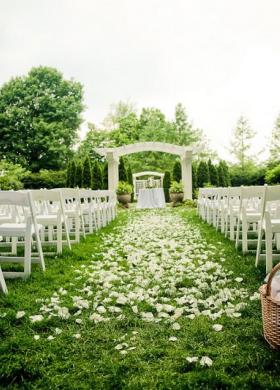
[1,207,280,389]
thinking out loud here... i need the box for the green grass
[1,207,280,390]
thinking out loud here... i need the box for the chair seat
[36,215,59,225]
[64,210,78,217]
[0,216,14,224]
[0,223,42,236]
[263,219,280,232]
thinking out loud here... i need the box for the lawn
[1,206,280,390]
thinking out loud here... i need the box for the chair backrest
[265,185,280,202]
[0,191,30,207]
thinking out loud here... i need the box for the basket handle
[266,262,280,297]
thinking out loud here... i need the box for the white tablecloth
[137,188,166,209]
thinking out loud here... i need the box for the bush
[0,160,28,190]
[92,161,103,190]
[116,181,133,195]
[197,161,209,188]
[83,157,92,188]
[119,157,128,182]
[22,170,66,189]
[170,181,184,193]
[265,165,280,184]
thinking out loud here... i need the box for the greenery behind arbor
[1,66,280,191]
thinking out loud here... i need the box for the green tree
[102,161,108,189]
[265,165,280,184]
[127,165,133,186]
[0,160,28,190]
[172,160,182,182]
[78,123,111,161]
[208,159,218,186]
[163,171,171,202]
[0,66,84,171]
[92,161,103,190]
[192,164,198,198]
[217,162,226,186]
[174,103,201,145]
[67,160,76,187]
[230,115,256,172]
[119,157,128,182]
[197,161,209,188]
[66,161,72,187]
[102,100,136,130]
[75,161,83,188]
[82,156,92,188]
[220,160,230,186]
[269,115,280,166]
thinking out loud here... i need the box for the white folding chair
[256,185,280,273]
[31,190,71,254]
[0,191,45,286]
[224,187,241,241]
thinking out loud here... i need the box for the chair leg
[11,237,17,255]
[57,217,62,254]
[255,226,263,267]
[242,219,248,254]
[0,267,8,294]
[75,215,80,243]
[266,230,273,273]
[235,218,240,249]
[24,229,32,277]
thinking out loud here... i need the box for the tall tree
[269,115,280,166]
[163,171,171,202]
[172,160,182,182]
[197,161,209,188]
[82,156,92,188]
[102,100,136,130]
[208,159,218,186]
[119,157,128,182]
[192,164,198,198]
[102,161,108,189]
[174,103,201,145]
[0,66,83,171]
[92,161,103,190]
[75,161,83,188]
[230,116,256,171]
[68,160,76,187]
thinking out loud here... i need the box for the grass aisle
[1,207,280,389]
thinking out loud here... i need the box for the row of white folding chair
[0,191,45,294]
[256,185,280,273]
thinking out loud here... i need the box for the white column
[107,152,119,192]
[181,151,192,200]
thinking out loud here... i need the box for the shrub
[75,161,83,188]
[22,170,66,189]
[0,160,28,190]
[102,161,108,189]
[116,181,133,195]
[119,157,128,182]
[83,156,92,188]
[170,181,184,193]
[197,161,209,188]
[92,161,103,190]
[265,165,280,184]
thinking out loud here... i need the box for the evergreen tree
[66,161,72,187]
[192,164,198,198]
[197,161,209,188]
[220,160,230,186]
[172,160,182,182]
[230,115,256,172]
[102,161,108,189]
[269,115,280,166]
[208,159,218,186]
[82,156,92,188]
[163,171,171,202]
[217,162,226,187]
[92,161,103,190]
[68,160,76,187]
[127,165,133,185]
[75,160,83,188]
[119,157,128,182]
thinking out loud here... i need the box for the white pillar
[181,151,192,200]
[107,152,119,192]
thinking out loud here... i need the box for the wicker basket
[260,263,280,349]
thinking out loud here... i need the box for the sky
[1,0,280,161]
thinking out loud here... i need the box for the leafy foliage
[116,181,133,195]
[0,160,28,189]
[119,157,128,182]
[0,66,84,172]
[269,115,280,166]
[197,161,209,188]
[169,180,184,193]
[265,165,280,184]
[75,161,83,188]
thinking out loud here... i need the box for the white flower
[186,356,198,363]
[250,292,260,301]
[120,350,127,355]
[96,306,106,314]
[235,277,243,283]
[30,314,44,323]
[132,305,138,313]
[55,328,62,335]
[57,307,70,320]
[34,335,40,340]
[141,312,154,322]
[169,336,177,342]
[16,311,25,319]
[115,344,123,350]
[73,333,81,339]
[47,335,55,341]
[212,324,223,332]
[200,356,213,367]
[171,322,181,331]
[75,318,83,324]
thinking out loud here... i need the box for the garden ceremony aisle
[1,207,280,389]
